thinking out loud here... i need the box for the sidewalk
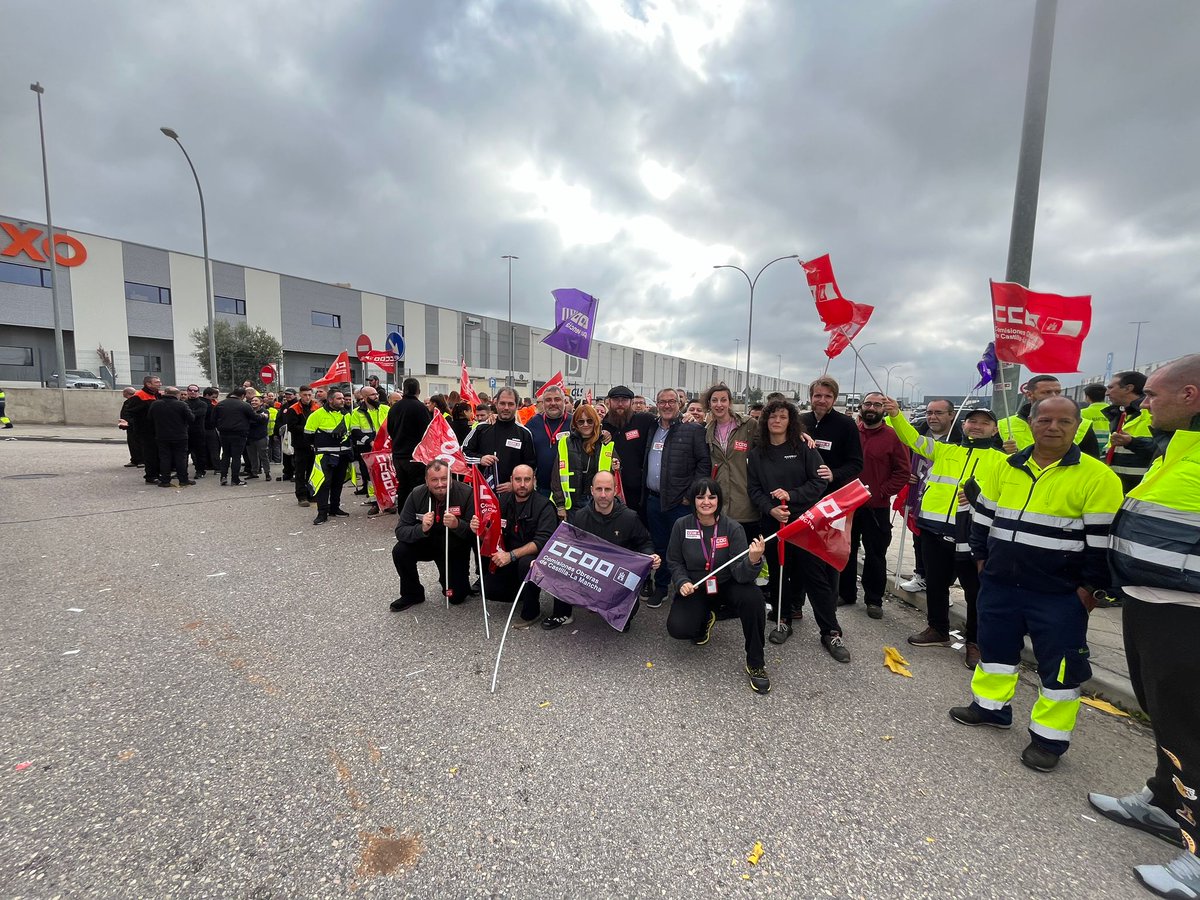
[2,424,125,444]
[880,528,1141,715]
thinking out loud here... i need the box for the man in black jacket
[284,385,321,504]
[541,471,659,631]
[183,385,210,478]
[471,464,557,628]
[462,387,536,494]
[390,459,475,612]
[214,388,259,486]
[124,376,162,484]
[385,377,433,513]
[147,387,195,487]
[602,384,658,514]
[118,387,143,467]
[642,388,711,607]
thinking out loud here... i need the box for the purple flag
[541,288,598,360]
[974,341,999,390]
[525,522,652,630]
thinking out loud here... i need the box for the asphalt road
[0,442,1165,899]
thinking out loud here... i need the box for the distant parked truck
[47,369,107,389]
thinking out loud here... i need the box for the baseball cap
[607,385,635,400]
[964,407,997,422]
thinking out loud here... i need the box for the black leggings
[667,579,766,668]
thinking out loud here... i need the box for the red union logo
[1,222,88,267]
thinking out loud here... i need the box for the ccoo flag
[776,479,871,570]
[460,359,481,407]
[535,371,565,399]
[990,281,1092,373]
[412,412,469,474]
[800,255,874,360]
[541,289,598,359]
[310,351,352,387]
[526,522,653,631]
[469,465,506,564]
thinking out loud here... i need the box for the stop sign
[355,333,373,359]
[259,364,276,384]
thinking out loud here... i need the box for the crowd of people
[112,355,1200,895]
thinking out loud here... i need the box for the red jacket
[858,420,910,508]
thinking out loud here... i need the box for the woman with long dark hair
[747,399,851,663]
[550,403,619,521]
[450,402,473,445]
[667,477,770,693]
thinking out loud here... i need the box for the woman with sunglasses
[666,477,770,694]
[550,403,620,522]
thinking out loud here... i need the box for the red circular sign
[355,333,373,359]
[259,364,276,384]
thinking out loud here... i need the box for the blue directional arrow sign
[386,331,405,360]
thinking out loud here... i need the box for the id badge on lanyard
[698,517,720,579]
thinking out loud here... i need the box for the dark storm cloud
[2,0,1196,395]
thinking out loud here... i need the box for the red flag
[359,349,396,374]
[776,479,872,570]
[585,387,593,405]
[536,371,564,398]
[412,412,469,474]
[460,359,481,407]
[801,255,874,360]
[363,450,398,510]
[373,421,392,454]
[990,281,1092,373]
[470,465,506,563]
[891,484,919,535]
[310,351,351,387]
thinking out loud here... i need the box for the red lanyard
[697,517,720,571]
[544,416,566,445]
[1105,411,1126,465]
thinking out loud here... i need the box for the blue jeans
[645,492,689,593]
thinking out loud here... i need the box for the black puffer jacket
[643,418,711,509]
[573,499,653,554]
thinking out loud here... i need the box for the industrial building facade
[0,213,795,399]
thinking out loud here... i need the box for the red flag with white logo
[363,451,398,510]
[801,255,874,360]
[310,351,351,387]
[469,465,506,562]
[412,412,469,474]
[776,479,871,570]
[535,371,564,398]
[373,422,392,455]
[460,359,481,407]
[990,280,1092,373]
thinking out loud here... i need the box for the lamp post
[160,127,218,388]
[713,254,800,409]
[850,341,876,398]
[30,83,67,386]
[1130,320,1149,370]
[777,353,782,389]
[733,338,740,394]
[900,376,916,408]
[881,364,901,397]
[502,255,518,386]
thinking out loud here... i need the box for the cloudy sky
[2,0,1197,396]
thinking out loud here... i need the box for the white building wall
[245,268,282,347]
[438,308,458,376]
[168,252,211,387]
[360,292,387,349]
[402,301,426,375]
[66,232,130,385]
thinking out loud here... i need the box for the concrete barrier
[4,387,124,426]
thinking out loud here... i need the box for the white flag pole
[692,533,778,587]
[477,533,491,640]
[490,582,528,693]
[776,552,785,632]
[444,523,451,610]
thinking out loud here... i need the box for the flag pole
[694,533,778,586]
[477,533,491,640]
[846,340,885,394]
[894,522,909,591]
[490,582,528,693]
[776,552,785,632]
[444,524,451,610]
[947,378,982,441]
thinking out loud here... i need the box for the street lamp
[900,376,916,408]
[30,83,67,387]
[1130,320,1149,370]
[733,338,740,394]
[502,255,518,386]
[850,341,876,398]
[881,364,901,397]
[160,127,218,389]
[712,254,800,408]
[777,353,782,389]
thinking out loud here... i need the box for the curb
[4,435,123,444]
[889,585,1143,716]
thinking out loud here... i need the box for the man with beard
[602,385,658,516]
[285,385,321,506]
[305,389,353,525]
[390,459,475,611]
[470,464,557,628]
[838,392,909,619]
[385,377,433,512]
[350,385,388,515]
[462,387,536,494]
[526,383,570,496]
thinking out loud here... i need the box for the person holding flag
[349,385,388,516]
[389,459,475,612]
[666,478,769,693]
[1102,370,1155,492]
[462,387,536,494]
[550,404,618,522]
[542,471,658,631]
[747,399,848,661]
[471,464,557,628]
[954,396,1124,772]
[996,375,1100,456]
[884,395,1006,669]
[304,389,354,525]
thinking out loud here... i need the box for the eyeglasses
[658,399,678,405]
[861,402,884,408]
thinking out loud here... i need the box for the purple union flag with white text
[526,523,652,630]
[540,288,598,360]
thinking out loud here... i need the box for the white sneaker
[899,575,926,592]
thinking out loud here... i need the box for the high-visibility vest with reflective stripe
[304,406,352,454]
[1106,407,1154,480]
[1109,429,1200,596]
[556,433,614,510]
[997,414,1093,451]
[887,413,1006,535]
[1081,401,1109,447]
[970,445,1124,593]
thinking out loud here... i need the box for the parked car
[48,370,107,389]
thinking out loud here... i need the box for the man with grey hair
[1089,353,1200,897]
[526,383,569,496]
